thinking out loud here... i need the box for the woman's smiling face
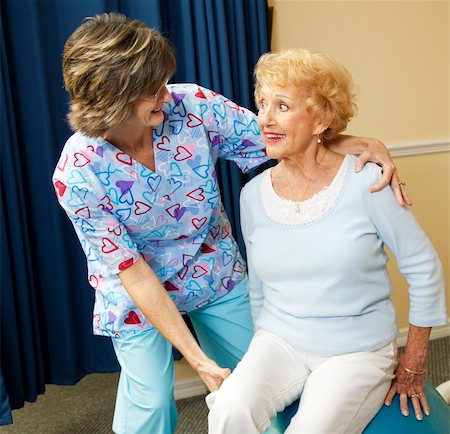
[257,84,322,160]
[126,83,172,128]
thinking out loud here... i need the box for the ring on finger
[410,393,421,399]
[399,181,406,186]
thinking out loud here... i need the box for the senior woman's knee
[207,389,272,434]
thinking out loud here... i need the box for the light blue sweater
[240,156,447,356]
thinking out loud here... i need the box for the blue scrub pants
[111,277,253,434]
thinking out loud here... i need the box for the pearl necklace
[284,149,328,213]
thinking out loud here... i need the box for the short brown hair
[63,13,176,136]
[254,48,357,140]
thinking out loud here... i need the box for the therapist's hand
[355,138,412,207]
[195,358,231,392]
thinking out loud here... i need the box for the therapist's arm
[119,256,230,392]
[328,134,411,207]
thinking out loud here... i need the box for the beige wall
[268,0,449,329]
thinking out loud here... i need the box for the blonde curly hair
[254,48,357,140]
[63,13,176,136]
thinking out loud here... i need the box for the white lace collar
[261,155,350,225]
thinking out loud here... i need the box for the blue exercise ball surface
[270,382,449,433]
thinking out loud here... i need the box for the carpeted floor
[3,337,449,434]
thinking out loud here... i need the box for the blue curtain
[0,0,269,423]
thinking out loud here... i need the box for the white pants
[207,329,397,434]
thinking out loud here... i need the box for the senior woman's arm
[328,134,411,207]
[384,325,431,419]
[119,256,230,392]
[363,164,447,420]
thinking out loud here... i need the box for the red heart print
[119,258,134,271]
[75,206,91,219]
[221,226,230,239]
[56,154,68,172]
[174,146,193,161]
[207,130,219,145]
[134,201,152,215]
[165,203,180,218]
[164,281,179,291]
[178,265,189,280]
[192,265,207,278]
[107,225,122,236]
[211,225,220,239]
[98,195,113,212]
[182,254,194,266]
[200,243,215,254]
[187,113,203,128]
[94,314,101,329]
[54,180,67,197]
[192,217,207,229]
[233,260,244,273]
[186,188,205,201]
[89,275,98,288]
[224,99,243,112]
[195,88,207,99]
[116,152,133,165]
[221,276,234,290]
[101,238,118,254]
[124,311,141,325]
[74,152,91,167]
[156,136,170,151]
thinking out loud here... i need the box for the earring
[317,135,322,144]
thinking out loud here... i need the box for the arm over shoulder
[197,85,268,172]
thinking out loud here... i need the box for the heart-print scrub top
[53,83,268,337]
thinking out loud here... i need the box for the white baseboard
[174,320,450,400]
[174,376,207,401]
[396,320,450,347]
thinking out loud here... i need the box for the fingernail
[402,410,408,416]
[384,401,390,406]
[425,410,430,416]
[417,414,423,421]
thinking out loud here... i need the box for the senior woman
[207,49,447,433]
[53,13,408,434]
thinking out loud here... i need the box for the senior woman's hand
[328,135,412,207]
[384,325,431,420]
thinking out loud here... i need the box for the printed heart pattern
[124,311,141,325]
[54,83,267,337]
[116,152,133,165]
[75,206,91,219]
[174,146,193,161]
[101,238,118,254]
[156,136,170,151]
[134,201,152,215]
[74,152,91,167]
[187,113,203,128]
[54,180,67,197]
[119,258,134,271]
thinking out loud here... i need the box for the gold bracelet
[404,367,426,375]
